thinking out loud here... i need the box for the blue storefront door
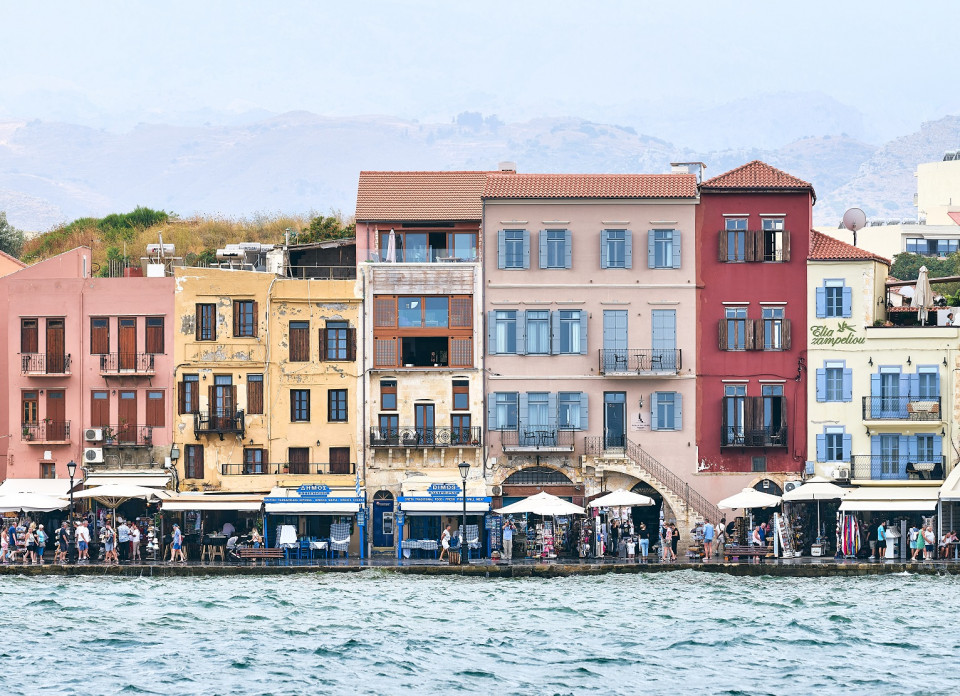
[373,496,394,547]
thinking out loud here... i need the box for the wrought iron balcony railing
[99,424,155,447]
[194,410,245,440]
[99,352,156,375]
[850,455,945,481]
[21,353,72,375]
[220,461,356,475]
[499,428,575,451]
[722,426,788,448]
[861,396,941,421]
[22,421,71,442]
[598,349,681,375]
[369,426,482,448]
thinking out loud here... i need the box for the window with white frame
[761,218,786,262]
[762,307,784,350]
[493,392,518,430]
[493,311,517,354]
[526,310,550,355]
[725,218,748,262]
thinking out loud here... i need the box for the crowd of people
[1,516,161,565]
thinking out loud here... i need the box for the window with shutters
[653,392,679,431]
[762,307,785,351]
[289,321,310,362]
[243,448,266,474]
[196,304,216,341]
[543,229,569,269]
[825,364,843,401]
[145,317,164,354]
[328,389,348,422]
[492,311,517,354]
[493,392,519,430]
[818,279,851,318]
[761,218,788,262]
[185,445,204,479]
[723,219,748,262]
[380,380,397,410]
[21,318,38,353]
[723,307,748,351]
[823,428,845,462]
[179,374,199,414]
[558,392,586,430]
[322,321,354,361]
[247,374,263,414]
[650,229,679,268]
[291,389,310,422]
[90,317,109,354]
[373,295,473,368]
[722,385,746,445]
[329,447,351,474]
[146,391,165,427]
[602,229,627,269]
[22,391,38,424]
[91,391,110,427]
[526,311,550,355]
[233,300,256,337]
[557,310,584,354]
[500,230,527,269]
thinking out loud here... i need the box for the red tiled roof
[483,173,698,200]
[0,248,26,269]
[808,230,890,265]
[355,171,491,222]
[701,160,814,195]
[947,212,960,226]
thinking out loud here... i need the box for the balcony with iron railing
[850,454,945,481]
[20,353,72,376]
[99,424,155,447]
[99,352,156,375]
[21,421,71,443]
[721,426,788,448]
[861,396,942,422]
[499,428,575,452]
[220,461,356,476]
[598,349,681,376]
[194,410,246,440]
[369,426,482,448]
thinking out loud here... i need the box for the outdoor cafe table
[201,534,227,562]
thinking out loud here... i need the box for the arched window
[503,466,572,486]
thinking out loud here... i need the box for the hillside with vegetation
[19,207,354,274]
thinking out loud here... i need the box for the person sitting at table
[221,521,236,537]
[250,527,262,549]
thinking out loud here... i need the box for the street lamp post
[458,460,470,566]
[66,459,77,562]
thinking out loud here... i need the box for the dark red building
[696,161,814,480]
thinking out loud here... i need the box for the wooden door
[46,390,66,440]
[46,319,65,373]
[118,390,137,442]
[329,447,351,475]
[91,391,110,428]
[119,318,137,370]
[289,447,310,475]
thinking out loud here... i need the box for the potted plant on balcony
[22,425,32,441]
[103,426,117,446]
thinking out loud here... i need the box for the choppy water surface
[0,570,954,695]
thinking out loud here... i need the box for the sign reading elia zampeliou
[810,321,866,346]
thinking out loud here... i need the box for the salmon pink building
[695,161,813,498]
[0,248,175,488]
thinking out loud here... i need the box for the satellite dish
[842,208,867,246]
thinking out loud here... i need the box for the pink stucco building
[0,248,174,485]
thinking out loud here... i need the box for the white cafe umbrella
[385,228,397,263]
[912,265,933,325]
[717,488,781,511]
[72,484,166,523]
[495,491,584,516]
[782,477,848,542]
[0,492,70,513]
[588,489,655,508]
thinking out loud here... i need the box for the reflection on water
[0,570,954,695]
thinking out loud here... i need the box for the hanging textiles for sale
[840,514,860,557]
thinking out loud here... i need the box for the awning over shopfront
[838,486,939,512]
[938,465,960,502]
[263,485,364,515]
[162,494,264,512]
[398,476,491,516]
[84,471,172,489]
[0,478,73,497]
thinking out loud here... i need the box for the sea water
[0,570,953,695]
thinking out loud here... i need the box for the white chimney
[498,161,517,173]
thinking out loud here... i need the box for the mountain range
[2,107,960,232]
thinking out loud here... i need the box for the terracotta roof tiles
[356,171,491,222]
[808,230,890,265]
[702,160,814,196]
[483,172,698,199]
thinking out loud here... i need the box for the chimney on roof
[670,161,705,184]
[498,161,517,173]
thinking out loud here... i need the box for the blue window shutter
[898,435,910,472]
[816,368,826,402]
[650,393,659,431]
[547,393,558,431]
[647,230,656,268]
[519,393,529,427]
[842,368,853,402]
[671,230,681,268]
[870,435,881,457]
[487,396,496,430]
[815,287,826,318]
[908,436,918,461]
[516,312,526,356]
[934,436,943,460]
[522,231,530,269]
[935,370,941,396]
[551,312,560,354]
[487,311,498,355]
[600,230,609,269]
[870,374,882,418]
[579,312,588,354]
[675,393,683,431]
[497,231,506,270]
[842,434,851,461]
[579,393,589,430]
[564,229,572,268]
[841,287,852,317]
[539,230,548,269]
[624,230,633,269]
[908,373,919,398]
[816,434,826,461]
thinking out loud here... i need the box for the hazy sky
[2,0,959,139]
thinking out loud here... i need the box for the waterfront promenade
[3,556,959,577]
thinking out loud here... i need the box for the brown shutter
[374,297,396,327]
[208,385,216,416]
[230,386,238,414]
[450,296,473,328]
[178,381,187,415]
[196,447,205,479]
[745,230,758,262]
[318,329,327,362]
[782,319,792,350]
[745,319,756,351]
[781,230,791,262]
[191,382,199,413]
[252,301,259,337]
[721,396,729,446]
[233,301,241,337]
[195,305,203,341]
[719,230,727,262]
[718,319,727,351]
[346,328,357,361]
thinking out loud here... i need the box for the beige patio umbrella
[588,489,655,508]
[495,491,585,516]
[0,492,70,513]
[912,265,933,325]
[718,488,781,510]
[72,483,166,525]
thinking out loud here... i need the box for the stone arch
[597,469,681,523]
[495,462,573,487]
[748,476,784,497]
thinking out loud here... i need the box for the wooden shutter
[252,301,259,337]
[745,319,756,351]
[21,319,38,353]
[374,297,396,327]
[195,304,204,340]
[719,230,727,262]
[230,385,238,414]
[745,230,759,262]
[781,230,791,262]
[146,391,165,427]
[718,319,727,351]
[233,301,241,337]
[190,381,199,413]
[450,296,472,328]
[782,319,792,350]
[318,329,327,362]
[247,377,263,415]
[178,381,187,415]
[91,318,109,354]
[208,385,216,416]
[192,446,205,479]
[346,328,357,361]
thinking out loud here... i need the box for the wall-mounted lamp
[868,357,873,367]
[907,356,912,366]
[238,374,243,380]
[865,426,871,435]
[944,357,949,367]
[316,440,321,447]
[248,438,254,444]
[941,428,946,437]
[39,389,44,395]
[111,390,116,395]
[638,397,644,409]
[202,374,207,380]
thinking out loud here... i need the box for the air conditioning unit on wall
[84,428,103,442]
[84,447,104,463]
[784,480,801,493]
[835,467,850,481]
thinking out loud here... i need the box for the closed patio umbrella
[912,265,933,325]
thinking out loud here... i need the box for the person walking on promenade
[171,524,185,563]
[671,523,680,561]
[6,522,17,563]
[715,519,727,559]
[23,525,38,565]
[638,522,649,562]
[876,521,887,561]
[923,525,936,560]
[36,525,47,565]
[0,524,8,564]
[660,523,670,562]
[117,520,129,563]
[102,523,117,565]
[76,521,91,562]
[501,518,514,561]
[909,525,920,561]
[129,522,141,562]
[702,520,715,561]
[439,524,452,562]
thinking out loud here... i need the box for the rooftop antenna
[842,208,867,247]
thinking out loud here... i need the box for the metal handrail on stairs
[585,435,723,524]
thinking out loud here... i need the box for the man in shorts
[76,520,91,561]
[876,521,886,561]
